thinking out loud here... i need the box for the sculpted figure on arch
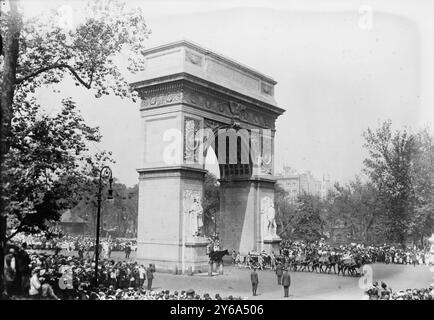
[261,196,277,239]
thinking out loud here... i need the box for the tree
[275,185,326,242]
[292,194,325,242]
[1,0,150,292]
[202,172,220,236]
[274,184,297,239]
[71,180,138,238]
[362,120,418,244]
[3,97,113,240]
[326,179,385,243]
[407,128,434,246]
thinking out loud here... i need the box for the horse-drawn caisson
[208,244,368,277]
[281,250,367,277]
[234,251,277,270]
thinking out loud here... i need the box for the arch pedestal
[136,166,210,273]
[219,177,278,255]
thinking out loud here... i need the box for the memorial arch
[131,40,285,273]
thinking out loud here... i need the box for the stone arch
[131,40,284,273]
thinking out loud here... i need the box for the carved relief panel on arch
[140,90,183,108]
[184,117,201,164]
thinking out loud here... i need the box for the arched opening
[203,146,221,238]
[201,126,257,252]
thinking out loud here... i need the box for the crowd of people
[3,242,243,300]
[364,281,434,300]
[10,234,137,255]
[279,239,428,265]
[4,234,433,300]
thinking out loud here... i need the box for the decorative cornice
[135,78,277,129]
[131,73,285,116]
[182,85,276,129]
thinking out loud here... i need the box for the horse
[293,254,311,272]
[209,249,229,266]
[275,255,288,269]
[316,255,330,273]
[262,254,272,269]
[308,254,322,273]
[247,254,262,270]
[323,254,339,274]
[338,255,364,276]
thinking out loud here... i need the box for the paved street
[30,249,433,300]
[151,264,432,300]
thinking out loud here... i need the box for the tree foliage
[407,128,434,243]
[202,172,220,236]
[326,179,385,243]
[363,120,418,243]
[1,0,151,239]
[291,194,325,242]
[70,181,138,238]
[274,184,297,238]
[3,98,113,239]
[3,0,150,100]
[275,185,325,242]
[275,121,433,246]
[0,0,150,289]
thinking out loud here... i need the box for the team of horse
[235,251,369,277]
[208,247,369,277]
[280,253,368,276]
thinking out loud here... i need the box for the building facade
[276,166,332,202]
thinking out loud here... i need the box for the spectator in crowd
[4,247,17,297]
[16,242,31,296]
[29,267,42,299]
[146,264,155,290]
[41,277,61,300]
[250,267,259,296]
[138,264,146,288]
[365,281,434,300]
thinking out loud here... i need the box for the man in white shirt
[138,265,146,288]
[29,267,41,298]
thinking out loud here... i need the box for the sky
[17,0,434,186]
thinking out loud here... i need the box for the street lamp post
[214,209,217,238]
[94,166,113,287]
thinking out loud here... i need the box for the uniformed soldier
[282,269,291,298]
[275,263,283,285]
[146,264,155,290]
[250,267,259,296]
